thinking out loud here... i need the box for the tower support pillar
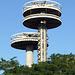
[38,21,47,62]
[26,45,33,67]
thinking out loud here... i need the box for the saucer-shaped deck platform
[11,40,38,50]
[23,13,61,29]
[11,32,38,50]
[23,0,62,29]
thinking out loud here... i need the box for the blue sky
[0,0,75,73]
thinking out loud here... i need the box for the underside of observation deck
[11,41,38,50]
[23,16,61,29]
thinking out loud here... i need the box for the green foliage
[0,56,19,75]
[0,53,75,75]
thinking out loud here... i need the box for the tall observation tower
[11,0,62,67]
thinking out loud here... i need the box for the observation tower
[11,0,62,67]
[11,32,38,67]
[23,0,61,62]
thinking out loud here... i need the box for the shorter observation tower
[11,32,38,67]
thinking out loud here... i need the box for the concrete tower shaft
[38,21,47,62]
[26,45,33,67]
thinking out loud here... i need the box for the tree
[0,53,75,75]
[0,56,19,75]
[49,53,75,74]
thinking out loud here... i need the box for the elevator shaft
[38,21,47,62]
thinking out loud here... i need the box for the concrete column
[44,27,47,61]
[38,21,47,62]
[26,45,33,67]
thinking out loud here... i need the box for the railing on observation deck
[11,32,39,43]
[23,0,61,10]
[23,13,61,22]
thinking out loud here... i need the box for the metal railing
[23,13,61,22]
[23,0,61,10]
[11,32,39,43]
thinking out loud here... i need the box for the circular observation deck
[23,0,62,29]
[11,32,38,50]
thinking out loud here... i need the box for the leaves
[0,53,75,75]
[0,57,19,72]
